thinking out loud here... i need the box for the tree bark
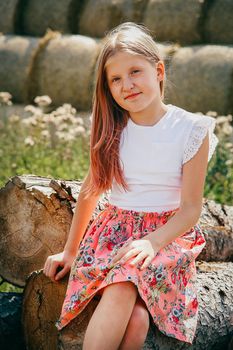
[0,175,233,287]
[21,262,233,350]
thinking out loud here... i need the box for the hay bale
[22,0,73,36]
[0,35,39,102]
[77,0,147,37]
[0,0,19,34]
[32,34,100,110]
[143,0,202,45]
[205,0,233,44]
[166,45,233,115]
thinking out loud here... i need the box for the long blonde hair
[84,22,166,197]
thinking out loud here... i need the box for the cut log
[198,198,233,262]
[0,175,232,287]
[0,175,74,287]
[21,262,233,350]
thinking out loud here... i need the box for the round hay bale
[77,0,147,38]
[22,0,73,36]
[0,0,18,34]
[204,0,233,45]
[166,45,233,115]
[143,0,202,45]
[32,35,100,110]
[0,35,39,102]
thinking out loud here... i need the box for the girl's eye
[131,70,140,75]
[112,77,120,83]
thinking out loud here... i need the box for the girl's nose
[122,77,134,91]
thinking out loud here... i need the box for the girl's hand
[111,238,158,270]
[43,250,76,282]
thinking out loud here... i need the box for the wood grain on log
[0,175,233,288]
[0,175,74,287]
[21,262,233,350]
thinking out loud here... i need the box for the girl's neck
[129,101,168,127]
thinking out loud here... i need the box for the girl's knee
[128,298,150,337]
[130,302,150,330]
[122,302,150,345]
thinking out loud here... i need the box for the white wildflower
[64,134,75,142]
[222,124,233,136]
[55,131,67,140]
[24,105,40,114]
[34,95,52,107]
[216,116,229,124]
[22,116,38,127]
[8,114,20,123]
[74,117,84,125]
[43,114,56,124]
[206,111,217,117]
[24,136,35,146]
[57,122,68,131]
[72,125,86,136]
[41,130,50,138]
[0,92,12,105]
[225,142,233,149]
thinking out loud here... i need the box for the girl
[43,22,219,348]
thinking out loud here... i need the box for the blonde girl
[43,22,218,348]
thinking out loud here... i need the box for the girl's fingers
[43,260,50,275]
[130,252,148,266]
[55,265,70,281]
[49,261,64,281]
[140,256,152,270]
[121,248,141,263]
[112,245,129,263]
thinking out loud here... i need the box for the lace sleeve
[182,115,219,164]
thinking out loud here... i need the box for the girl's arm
[64,170,101,255]
[145,132,209,250]
[43,169,101,282]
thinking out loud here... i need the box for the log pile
[0,174,233,349]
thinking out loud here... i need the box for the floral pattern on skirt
[55,203,206,344]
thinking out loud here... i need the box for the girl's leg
[118,295,150,350]
[82,281,138,350]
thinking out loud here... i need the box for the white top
[109,104,219,212]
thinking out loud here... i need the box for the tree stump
[21,262,233,350]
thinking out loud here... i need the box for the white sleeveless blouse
[109,104,219,212]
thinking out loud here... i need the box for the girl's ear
[156,60,165,81]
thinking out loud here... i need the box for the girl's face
[105,51,164,116]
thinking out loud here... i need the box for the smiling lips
[125,92,141,100]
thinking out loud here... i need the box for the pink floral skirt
[55,203,206,344]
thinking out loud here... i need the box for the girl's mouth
[125,92,141,100]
